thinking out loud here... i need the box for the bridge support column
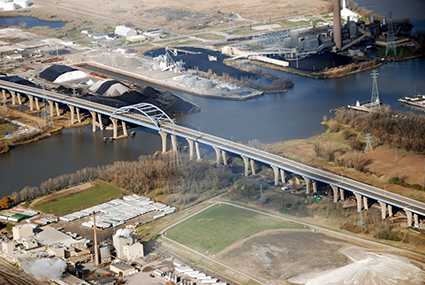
[331,185,339,203]
[10,90,16,105]
[97,113,103,129]
[213,146,221,166]
[35,97,40,110]
[55,102,60,116]
[2,89,6,102]
[354,193,362,212]
[159,131,167,153]
[340,189,345,201]
[271,165,279,186]
[414,213,419,226]
[280,169,286,184]
[76,107,81,123]
[388,204,393,217]
[68,105,75,124]
[250,159,256,175]
[27,95,34,110]
[111,118,118,139]
[242,156,250,177]
[378,201,387,219]
[17,93,22,105]
[404,209,412,227]
[312,180,317,193]
[122,121,127,136]
[195,141,201,161]
[186,138,194,160]
[222,150,227,166]
[171,134,177,151]
[47,100,54,117]
[303,177,311,195]
[363,196,369,210]
[90,111,97,132]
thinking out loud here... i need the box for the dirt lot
[26,0,329,33]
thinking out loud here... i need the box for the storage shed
[115,25,136,37]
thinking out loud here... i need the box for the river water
[1,1,424,196]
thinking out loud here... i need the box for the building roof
[111,262,134,271]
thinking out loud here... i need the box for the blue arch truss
[111,103,174,128]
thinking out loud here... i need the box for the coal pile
[0,75,38,88]
[39,65,76,82]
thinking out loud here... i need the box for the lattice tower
[385,11,397,56]
[371,69,380,107]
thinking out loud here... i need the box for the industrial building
[114,25,136,37]
[110,262,137,277]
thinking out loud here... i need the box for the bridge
[1,80,424,227]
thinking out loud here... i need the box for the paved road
[1,80,425,219]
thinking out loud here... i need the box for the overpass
[1,80,424,226]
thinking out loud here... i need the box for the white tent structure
[114,25,136,37]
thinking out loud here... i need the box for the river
[0,1,424,196]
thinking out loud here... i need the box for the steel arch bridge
[111,103,174,128]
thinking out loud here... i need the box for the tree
[0,196,15,209]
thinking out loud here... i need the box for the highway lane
[1,80,425,218]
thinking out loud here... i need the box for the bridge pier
[17,92,22,105]
[331,185,339,203]
[303,177,311,195]
[414,213,419,226]
[354,193,362,212]
[68,105,75,124]
[47,100,54,116]
[271,165,279,186]
[378,201,387,219]
[195,141,201,160]
[280,169,286,184]
[111,118,118,139]
[222,150,228,166]
[122,121,127,136]
[171,134,178,151]
[98,113,103,129]
[242,156,250,177]
[76,107,81,123]
[35,97,40,110]
[340,189,345,201]
[186,138,194,160]
[159,131,168,153]
[2,89,6,102]
[90,111,97,132]
[213,146,221,166]
[312,180,317,193]
[250,159,256,175]
[10,90,16,105]
[404,209,412,226]
[27,95,34,111]
[363,196,369,210]
[388,204,393,217]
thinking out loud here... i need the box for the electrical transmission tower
[385,11,397,57]
[364,133,373,153]
[370,69,380,107]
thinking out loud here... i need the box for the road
[1,80,425,219]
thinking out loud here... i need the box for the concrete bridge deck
[1,80,424,225]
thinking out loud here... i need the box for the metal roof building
[114,25,136,37]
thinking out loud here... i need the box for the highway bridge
[1,80,424,226]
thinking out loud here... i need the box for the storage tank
[370,16,375,24]
[183,76,197,87]
[382,17,387,26]
[14,0,28,8]
[3,1,16,11]
[195,79,212,90]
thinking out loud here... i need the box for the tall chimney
[93,211,99,266]
[333,0,342,49]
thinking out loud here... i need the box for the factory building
[341,0,360,22]
[123,242,144,261]
[114,25,136,37]
[110,262,137,277]
[112,229,137,259]
[13,224,34,240]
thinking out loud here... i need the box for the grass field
[33,181,128,215]
[165,204,305,254]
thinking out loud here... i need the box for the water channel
[0,1,425,196]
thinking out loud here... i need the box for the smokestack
[333,0,342,49]
[93,212,99,266]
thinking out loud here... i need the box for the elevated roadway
[1,80,424,224]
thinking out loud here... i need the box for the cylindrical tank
[14,0,29,8]
[3,1,16,10]
[370,16,375,24]
[290,30,299,48]
[0,0,6,8]
[382,17,387,26]
[183,76,197,87]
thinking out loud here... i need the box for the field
[33,180,128,215]
[165,204,304,254]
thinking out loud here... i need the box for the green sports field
[165,204,305,254]
[33,181,128,215]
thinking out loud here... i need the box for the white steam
[115,228,131,238]
[21,258,66,281]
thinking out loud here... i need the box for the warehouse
[114,25,136,37]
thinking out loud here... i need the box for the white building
[12,224,34,240]
[341,0,360,22]
[115,25,136,37]
[123,242,144,261]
